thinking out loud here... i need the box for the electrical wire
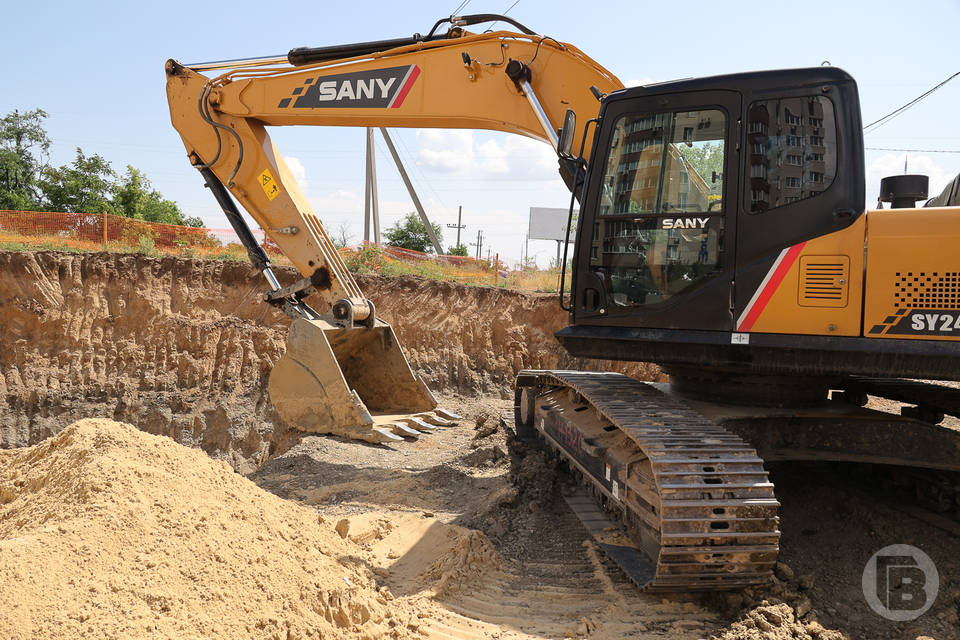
[863,71,960,134]
[866,147,960,153]
[450,0,471,16]
[484,0,521,32]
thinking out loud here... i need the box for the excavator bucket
[268,317,447,443]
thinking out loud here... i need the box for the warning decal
[259,169,280,201]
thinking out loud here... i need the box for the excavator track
[515,370,780,592]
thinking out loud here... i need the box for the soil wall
[0,251,655,469]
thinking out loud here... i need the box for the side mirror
[558,108,577,157]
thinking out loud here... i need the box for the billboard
[528,207,578,242]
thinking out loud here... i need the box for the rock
[473,420,498,440]
[795,595,812,618]
[798,573,815,591]
[775,561,795,582]
[760,607,784,626]
[494,487,518,507]
[335,518,350,539]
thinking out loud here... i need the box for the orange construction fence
[0,209,513,284]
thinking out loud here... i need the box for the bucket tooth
[269,317,437,443]
[436,408,463,421]
[390,423,423,438]
[419,413,455,427]
[371,427,405,443]
[403,417,439,432]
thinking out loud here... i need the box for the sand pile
[0,419,418,640]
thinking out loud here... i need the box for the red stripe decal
[738,242,806,332]
[390,65,420,108]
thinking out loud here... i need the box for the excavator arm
[164,15,622,442]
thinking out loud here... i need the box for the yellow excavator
[166,14,960,591]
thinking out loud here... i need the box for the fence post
[493,253,499,285]
[102,210,108,249]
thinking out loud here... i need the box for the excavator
[165,14,960,592]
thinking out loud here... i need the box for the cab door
[573,90,741,331]
[733,71,864,332]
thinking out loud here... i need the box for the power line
[450,0,471,15]
[866,147,960,153]
[484,0,521,32]
[863,71,960,134]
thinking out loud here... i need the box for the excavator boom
[164,16,622,443]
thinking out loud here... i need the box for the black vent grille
[894,272,960,310]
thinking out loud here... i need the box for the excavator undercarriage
[515,370,960,589]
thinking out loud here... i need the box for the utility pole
[379,128,443,254]
[470,229,483,259]
[363,128,381,245]
[446,205,466,249]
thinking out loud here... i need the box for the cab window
[746,95,837,213]
[589,109,726,307]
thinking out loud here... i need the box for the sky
[2,0,959,267]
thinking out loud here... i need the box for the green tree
[113,166,202,226]
[447,244,468,256]
[0,108,199,227]
[384,212,443,253]
[40,148,117,214]
[0,108,51,210]
[677,142,724,194]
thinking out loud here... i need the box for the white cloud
[416,129,475,173]
[416,128,558,180]
[865,154,954,207]
[284,156,308,191]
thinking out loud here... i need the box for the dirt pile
[712,603,843,640]
[0,418,418,640]
[0,251,656,468]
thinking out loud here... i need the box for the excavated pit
[0,251,655,471]
[2,250,958,640]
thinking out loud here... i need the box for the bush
[136,234,158,256]
[344,245,387,273]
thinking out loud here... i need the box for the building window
[786,154,803,166]
[808,171,824,183]
[785,135,802,147]
[810,135,824,146]
[785,177,802,188]
[809,117,823,127]
[810,152,824,162]
[785,110,802,125]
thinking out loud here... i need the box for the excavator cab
[569,67,864,335]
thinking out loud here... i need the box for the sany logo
[278,65,420,110]
[314,77,397,102]
[662,217,709,230]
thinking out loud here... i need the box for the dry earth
[0,251,655,470]
[0,250,958,639]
